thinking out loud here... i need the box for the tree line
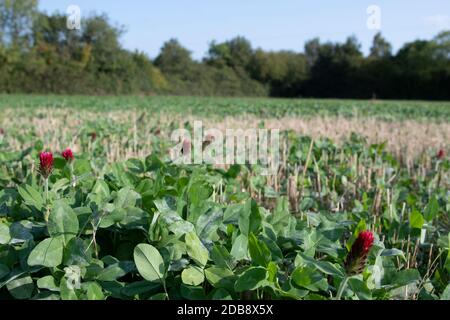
[1,0,449,99]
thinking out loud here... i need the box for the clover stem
[43,177,50,222]
[336,276,349,300]
[163,281,169,300]
[44,177,49,205]
[70,162,76,187]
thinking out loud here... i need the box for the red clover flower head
[62,148,74,162]
[39,151,54,179]
[344,230,375,275]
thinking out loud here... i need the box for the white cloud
[423,15,450,30]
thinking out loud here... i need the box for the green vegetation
[0,100,449,300]
[1,95,450,121]
[0,0,449,99]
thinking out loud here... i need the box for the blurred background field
[1,95,448,163]
[1,95,450,120]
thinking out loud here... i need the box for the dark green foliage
[0,129,448,300]
[0,1,449,99]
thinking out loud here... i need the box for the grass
[1,95,450,121]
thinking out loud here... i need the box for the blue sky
[39,0,450,60]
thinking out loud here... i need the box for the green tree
[305,36,365,98]
[0,0,38,47]
[154,39,194,75]
[304,38,321,67]
[250,50,307,96]
[207,36,253,71]
[370,32,392,58]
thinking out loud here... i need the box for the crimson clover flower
[62,148,74,162]
[437,149,445,160]
[344,230,374,275]
[39,151,54,179]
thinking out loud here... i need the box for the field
[0,95,449,300]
